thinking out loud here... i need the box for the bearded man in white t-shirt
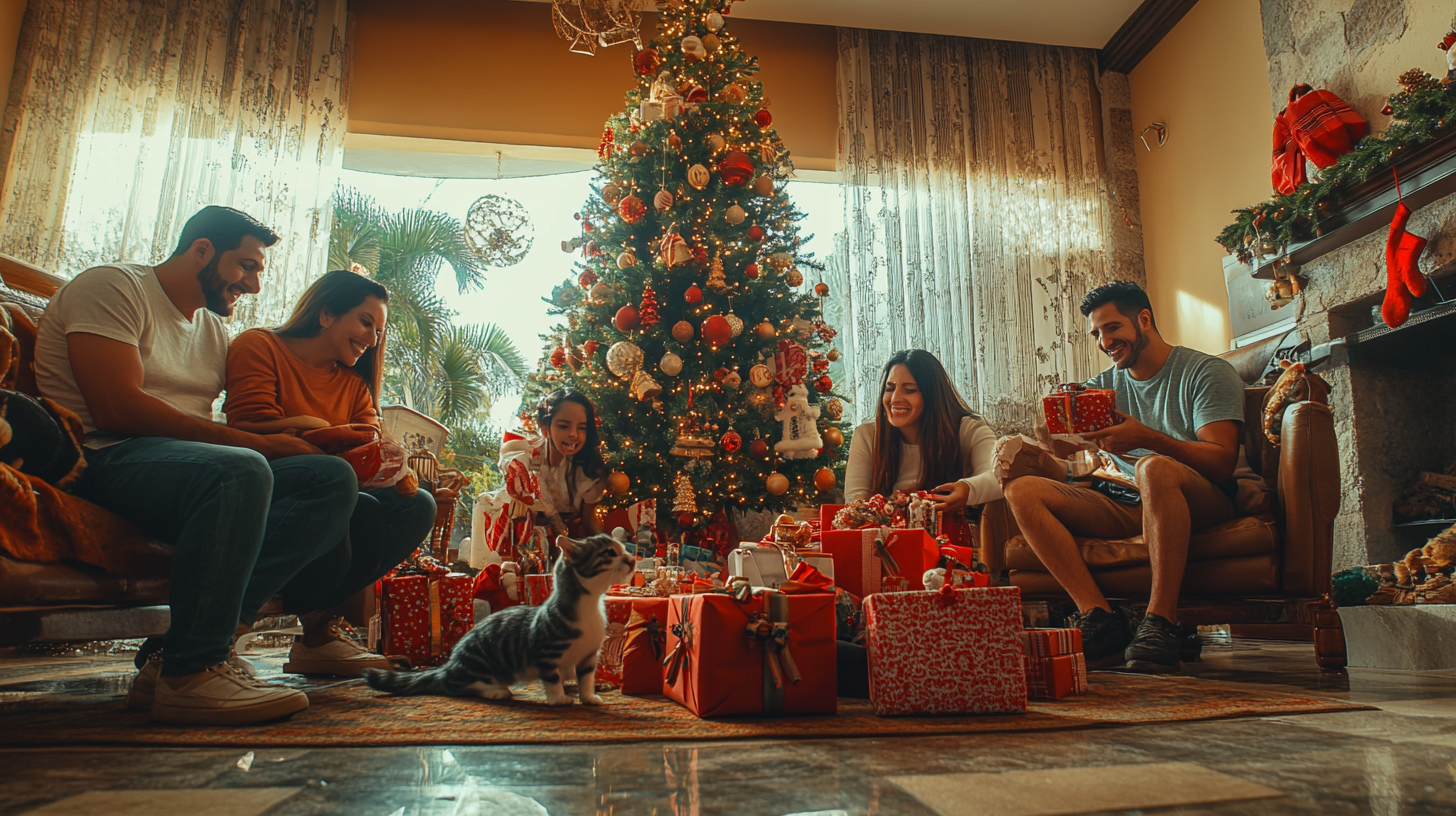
[36,206,361,725]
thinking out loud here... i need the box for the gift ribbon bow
[744,613,801,689]
[874,527,901,577]
[664,613,694,686]
[627,610,666,660]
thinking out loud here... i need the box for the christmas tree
[532,0,850,527]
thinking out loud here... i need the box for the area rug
[0,670,1371,749]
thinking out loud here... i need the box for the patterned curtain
[0,0,350,328]
[832,29,1130,432]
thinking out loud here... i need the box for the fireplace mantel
[1253,130,1456,280]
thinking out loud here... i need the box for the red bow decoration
[664,618,694,685]
[780,561,836,594]
[744,613,801,688]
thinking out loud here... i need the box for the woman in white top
[844,349,1001,513]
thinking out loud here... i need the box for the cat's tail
[363,666,449,696]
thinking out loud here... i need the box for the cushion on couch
[1004,514,1280,572]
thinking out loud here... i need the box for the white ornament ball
[681,35,705,59]
[606,341,644,378]
[660,351,683,376]
[725,204,747,225]
[707,11,724,31]
[725,313,744,337]
[707,133,726,152]
[688,164,711,190]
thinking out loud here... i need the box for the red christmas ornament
[550,347,567,369]
[812,359,830,373]
[633,48,661,76]
[815,375,833,394]
[702,315,732,347]
[685,85,709,104]
[718,151,754,185]
[750,438,770,459]
[618,195,646,224]
[684,284,703,304]
[713,367,730,381]
[583,340,600,357]
[720,430,742,453]
[583,220,594,233]
[639,284,661,329]
[747,225,765,242]
[677,512,696,528]
[615,304,641,332]
[745,262,760,279]
[578,270,598,289]
[754,109,773,128]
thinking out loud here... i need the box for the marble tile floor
[3,639,1456,816]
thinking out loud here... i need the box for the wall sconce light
[1139,122,1168,152]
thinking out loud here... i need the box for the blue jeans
[76,438,358,676]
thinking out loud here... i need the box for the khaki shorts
[1043,457,1236,540]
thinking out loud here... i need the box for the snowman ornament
[774,383,823,459]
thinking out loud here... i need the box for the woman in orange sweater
[225,270,436,677]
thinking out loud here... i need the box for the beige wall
[1129,0,1271,352]
[0,0,24,110]
[348,0,838,169]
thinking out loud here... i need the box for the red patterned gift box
[1042,384,1118,435]
[595,597,636,688]
[1022,628,1082,658]
[863,586,1027,716]
[1026,653,1088,700]
[663,590,837,718]
[820,528,939,598]
[380,572,476,668]
[621,597,671,696]
[524,574,554,606]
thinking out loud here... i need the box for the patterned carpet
[0,670,1371,748]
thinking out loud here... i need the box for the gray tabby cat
[364,534,635,705]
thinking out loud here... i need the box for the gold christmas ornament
[672,320,694,342]
[725,313,744,337]
[826,347,840,362]
[654,189,674,210]
[589,282,616,306]
[660,351,683,376]
[750,364,773,387]
[687,164,711,189]
[630,369,662,401]
[630,141,649,157]
[681,35,705,61]
[607,471,630,495]
[725,204,746,225]
[786,268,804,287]
[706,11,724,31]
[767,252,793,271]
[606,340,643,378]
[765,472,789,495]
[602,183,623,205]
[617,250,637,269]
[755,319,776,339]
[813,282,830,297]
[706,256,727,292]
[702,33,720,52]
[814,467,837,492]
[753,175,774,197]
[822,427,844,448]
[824,398,843,420]
[718,83,747,104]
[707,133,726,153]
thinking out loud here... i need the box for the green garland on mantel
[1218,69,1456,265]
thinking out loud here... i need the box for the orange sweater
[224,329,376,428]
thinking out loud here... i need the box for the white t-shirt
[844,414,1002,506]
[35,263,229,449]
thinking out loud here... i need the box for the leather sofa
[980,334,1346,666]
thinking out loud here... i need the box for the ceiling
[512,0,1147,49]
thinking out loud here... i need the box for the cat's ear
[556,535,579,557]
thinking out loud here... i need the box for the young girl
[472,388,608,578]
[844,349,1001,513]
[225,269,436,676]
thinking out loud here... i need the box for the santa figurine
[774,382,823,459]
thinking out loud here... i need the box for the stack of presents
[364,490,1091,717]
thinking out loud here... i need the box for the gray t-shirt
[35,264,228,449]
[1085,346,1246,477]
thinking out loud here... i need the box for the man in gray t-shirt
[1003,281,1246,674]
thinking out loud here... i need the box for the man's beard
[1107,325,1150,370]
[196,258,239,317]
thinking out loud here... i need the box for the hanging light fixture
[552,0,645,55]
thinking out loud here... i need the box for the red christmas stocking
[1396,230,1428,298]
[1382,196,1429,327]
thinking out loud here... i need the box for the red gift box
[1042,384,1118,435]
[821,527,939,597]
[596,597,635,688]
[1023,628,1082,658]
[620,597,671,696]
[1026,653,1088,700]
[863,586,1027,716]
[380,572,476,668]
[524,574,553,606]
[663,590,837,717]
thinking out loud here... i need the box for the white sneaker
[125,645,258,710]
[150,662,309,726]
[283,618,394,677]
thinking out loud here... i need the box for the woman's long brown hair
[870,349,971,496]
[275,269,390,398]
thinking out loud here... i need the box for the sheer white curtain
[0,0,350,328]
[832,29,1129,432]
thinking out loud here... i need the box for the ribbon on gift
[428,579,443,657]
[628,609,666,660]
[755,591,801,713]
[664,596,695,686]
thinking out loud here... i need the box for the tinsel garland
[1218,69,1456,264]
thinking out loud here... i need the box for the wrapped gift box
[380,572,476,668]
[596,597,636,688]
[1023,628,1082,658]
[821,528,939,597]
[663,590,837,717]
[621,597,671,696]
[863,586,1027,716]
[1026,653,1088,700]
[792,551,835,580]
[1043,384,1118,435]
[728,545,789,588]
[524,574,554,606]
